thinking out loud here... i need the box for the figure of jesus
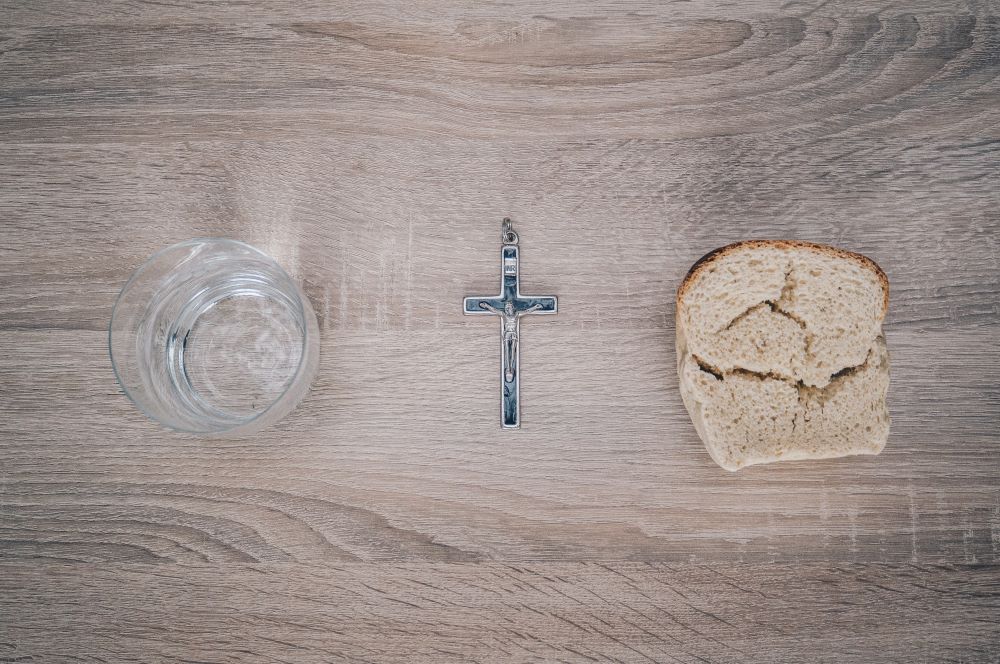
[479,301,542,382]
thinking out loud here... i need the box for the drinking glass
[109,238,319,435]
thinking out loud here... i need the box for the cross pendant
[464,219,557,429]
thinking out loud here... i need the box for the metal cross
[464,219,557,429]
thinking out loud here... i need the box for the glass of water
[109,238,319,435]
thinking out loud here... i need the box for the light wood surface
[1,0,998,661]
[4,562,998,663]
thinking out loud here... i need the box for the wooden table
[2,1,998,661]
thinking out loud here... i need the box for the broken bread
[676,240,889,471]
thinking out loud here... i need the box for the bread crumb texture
[677,241,889,471]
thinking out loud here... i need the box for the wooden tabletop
[2,1,998,661]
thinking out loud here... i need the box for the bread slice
[676,240,889,471]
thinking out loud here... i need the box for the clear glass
[109,238,319,435]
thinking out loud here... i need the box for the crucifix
[464,219,557,429]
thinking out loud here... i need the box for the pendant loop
[501,217,518,245]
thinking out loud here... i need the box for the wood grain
[3,562,999,663]
[1,0,999,659]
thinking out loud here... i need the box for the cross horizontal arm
[463,296,557,315]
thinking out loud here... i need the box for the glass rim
[108,237,313,434]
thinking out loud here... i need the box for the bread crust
[676,240,889,318]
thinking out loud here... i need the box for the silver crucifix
[464,219,557,429]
